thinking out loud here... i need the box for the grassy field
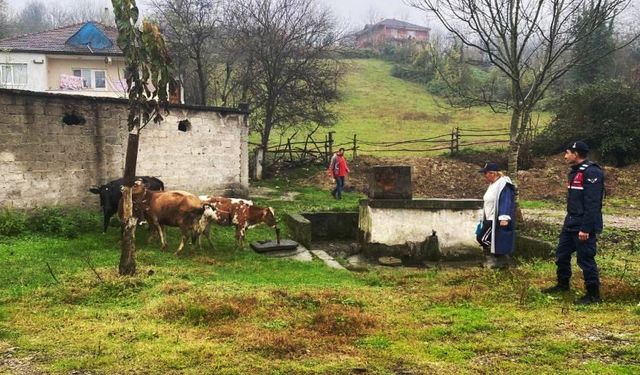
[1,176,639,374]
[262,59,549,157]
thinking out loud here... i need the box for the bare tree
[7,0,115,37]
[151,0,221,105]
[15,1,50,34]
[48,1,115,27]
[406,0,636,177]
[0,0,10,38]
[364,5,382,25]
[226,0,344,168]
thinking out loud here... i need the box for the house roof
[0,22,123,56]
[356,18,430,36]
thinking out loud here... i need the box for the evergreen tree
[570,0,616,85]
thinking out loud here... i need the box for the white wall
[0,52,48,91]
[359,203,483,251]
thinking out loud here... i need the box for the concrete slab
[261,245,313,262]
[346,254,369,272]
[250,239,298,253]
[311,250,346,270]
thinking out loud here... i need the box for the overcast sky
[5,0,431,31]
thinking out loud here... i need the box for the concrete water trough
[285,165,555,268]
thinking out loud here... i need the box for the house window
[94,70,106,88]
[72,68,107,89]
[0,64,28,85]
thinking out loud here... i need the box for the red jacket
[328,154,349,177]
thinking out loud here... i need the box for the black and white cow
[89,176,164,232]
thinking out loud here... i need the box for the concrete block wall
[0,89,249,209]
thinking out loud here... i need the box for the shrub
[336,47,379,59]
[0,207,101,238]
[532,81,640,166]
[390,64,434,84]
[0,209,28,236]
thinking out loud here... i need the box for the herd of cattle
[89,176,279,255]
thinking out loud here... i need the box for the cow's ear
[89,187,100,194]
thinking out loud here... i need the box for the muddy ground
[304,154,640,206]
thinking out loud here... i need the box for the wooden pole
[328,131,334,158]
[450,128,455,155]
[353,133,357,160]
[324,134,329,164]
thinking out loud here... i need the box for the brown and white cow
[199,196,280,248]
[130,181,219,255]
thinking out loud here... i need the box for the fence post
[328,131,335,157]
[324,134,329,164]
[287,138,293,162]
[353,134,357,160]
[450,128,455,155]
[455,127,460,153]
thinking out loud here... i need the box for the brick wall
[0,89,249,209]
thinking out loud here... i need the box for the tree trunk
[508,106,521,185]
[258,107,274,174]
[119,132,139,276]
[196,53,207,106]
[119,185,138,276]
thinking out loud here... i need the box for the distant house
[355,19,430,48]
[0,21,181,102]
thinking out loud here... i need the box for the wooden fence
[252,124,538,172]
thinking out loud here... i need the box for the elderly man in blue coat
[476,162,517,269]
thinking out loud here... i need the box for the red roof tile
[0,22,122,56]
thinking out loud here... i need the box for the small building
[0,21,183,100]
[355,19,430,48]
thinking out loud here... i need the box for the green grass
[1,179,640,374]
[260,59,550,157]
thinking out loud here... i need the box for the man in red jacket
[328,148,350,199]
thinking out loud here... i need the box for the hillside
[255,59,549,157]
[327,59,530,156]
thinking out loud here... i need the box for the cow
[131,181,219,255]
[199,195,280,248]
[89,176,164,233]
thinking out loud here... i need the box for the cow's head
[131,179,148,197]
[262,207,277,227]
[194,203,218,233]
[263,207,281,244]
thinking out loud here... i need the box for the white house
[0,21,181,101]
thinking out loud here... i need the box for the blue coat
[488,178,517,255]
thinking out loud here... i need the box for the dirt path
[0,347,43,375]
[523,209,640,231]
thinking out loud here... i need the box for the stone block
[368,165,412,199]
[285,213,312,249]
[0,152,15,162]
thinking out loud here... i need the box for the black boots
[541,279,570,294]
[576,284,602,305]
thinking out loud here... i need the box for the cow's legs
[203,225,215,249]
[154,220,167,250]
[235,225,247,249]
[103,212,111,233]
[174,227,189,256]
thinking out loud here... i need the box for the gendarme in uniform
[543,141,605,304]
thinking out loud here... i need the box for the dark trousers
[556,230,600,287]
[332,176,345,199]
[476,220,492,251]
